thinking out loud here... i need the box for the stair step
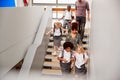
[50,34,66,37]
[43,61,60,67]
[83,44,88,48]
[83,38,88,42]
[42,69,62,75]
[45,55,58,61]
[48,42,53,46]
[46,52,52,55]
[45,58,52,62]
[49,37,66,42]
[48,42,88,48]
[43,66,52,69]
[47,48,54,52]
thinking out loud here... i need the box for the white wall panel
[0,7,44,78]
[89,0,120,80]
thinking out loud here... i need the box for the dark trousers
[76,16,86,41]
[60,62,71,75]
[75,66,87,80]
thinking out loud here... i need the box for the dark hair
[71,22,78,30]
[67,5,71,8]
[63,42,74,49]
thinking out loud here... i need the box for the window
[33,0,75,4]
[33,0,56,4]
[58,0,75,4]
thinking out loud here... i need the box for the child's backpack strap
[83,53,85,59]
[60,27,62,36]
[60,50,64,64]
[70,51,73,58]
[61,50,64,58]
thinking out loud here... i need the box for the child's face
[67,6,71,11]
[71,29,77,34]
[65,47,71,52]
[77,48,82,53]
[55,23,60,28]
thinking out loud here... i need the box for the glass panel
[58,0,75,4]
[33,0,56,3]
[52,11,57,18]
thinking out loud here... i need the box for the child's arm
[70,57,75,68]
[84,57,89,64]
[84,53,89,64]
[46,29,52,35]
[58,16,65,21]
[57,57,67,63]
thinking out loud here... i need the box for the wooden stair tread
[42,69,62,75]
[43,61,60,67]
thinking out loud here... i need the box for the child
[57,42,74,75]
[46,22,62,56]
[72,46,89,77]
[59,5,73,34]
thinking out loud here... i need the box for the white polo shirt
[73,52,88,68]
[63,10,72,20]
[52,28,61,36]
[58,50,71,63]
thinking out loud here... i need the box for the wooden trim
[52,8,75,11]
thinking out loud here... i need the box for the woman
[66,22,82,50]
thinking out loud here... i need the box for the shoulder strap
[53,27,55,33]
[70,51,72,58]
[60,28,62,36]
[83,54,85,59]
[61,50,64,58]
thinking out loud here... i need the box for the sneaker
[58,46,63,51]
[52,51,57,56]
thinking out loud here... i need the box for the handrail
[18,7,52,79]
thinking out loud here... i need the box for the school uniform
[73,52,88,75]
[53,28,62,47]
[63,10,73,29]
[58,50,72,74]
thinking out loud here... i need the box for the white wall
[15,0,24,7]
[0,7,44,78]
[89,0,120,80]
[15,0,32,7]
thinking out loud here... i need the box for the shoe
[58,46,63,51]
[52,51,57,56]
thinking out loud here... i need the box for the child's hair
[71,22,78,30]
[53,22,62,35]
[76,45,85,53]
[67,5,71,8]
[63,42,74,49]
[54,22,62,28]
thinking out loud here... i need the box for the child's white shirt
[73,52,88,68]
[52,28,61,36]
[58,50,71,63]
[63,10,72,20]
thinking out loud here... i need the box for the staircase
[41,29,89,75]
